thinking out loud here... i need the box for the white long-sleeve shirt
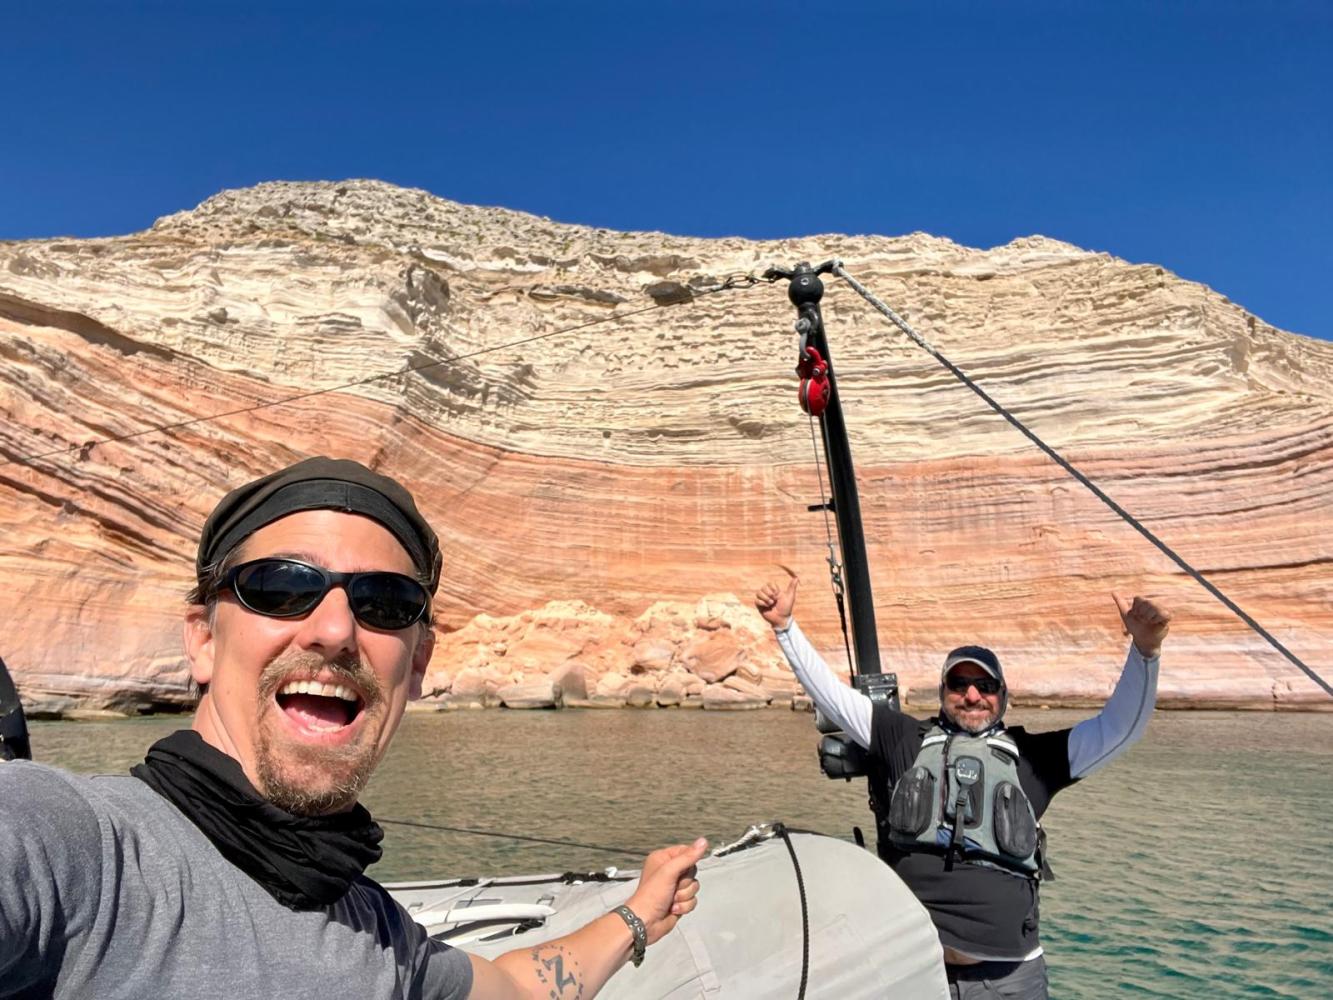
[774,619,1159,779]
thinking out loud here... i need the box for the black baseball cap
[941,645,1004,685]
[940,644,1008,723]
[196,457,441,593]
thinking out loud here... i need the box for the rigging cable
[775,824,811,1000]
[0,273,772,473]
[831,263,1332,700]
[377,817,652,860]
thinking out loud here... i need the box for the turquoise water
[28,709,1333,997]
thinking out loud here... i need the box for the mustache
[257,650,384,709]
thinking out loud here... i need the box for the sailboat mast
[767,260,882,678]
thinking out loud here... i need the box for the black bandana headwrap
[132,730,383,910]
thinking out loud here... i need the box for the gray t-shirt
[0,761,473,999]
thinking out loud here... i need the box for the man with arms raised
[755,572,1169,1000]
[0,458,706,999]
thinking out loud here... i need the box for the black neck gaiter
[132,730,383,910]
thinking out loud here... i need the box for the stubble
[253,650,385,815]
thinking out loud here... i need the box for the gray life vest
[886,724,1045,878]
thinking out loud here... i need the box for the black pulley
[785,262,825,308]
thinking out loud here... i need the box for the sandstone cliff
[1,180,1328,715]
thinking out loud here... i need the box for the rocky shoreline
[21,594,1329,718]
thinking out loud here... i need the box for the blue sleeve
[1068,645,1159,779]
[0,762,106,997]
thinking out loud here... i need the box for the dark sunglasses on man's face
[944,673,1003,696]
[217,558,430,631]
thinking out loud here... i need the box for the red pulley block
[796,347,831,416]
[800,373,831,416]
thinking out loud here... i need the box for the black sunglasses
[217,558,430,631]
[944,673,1002,696]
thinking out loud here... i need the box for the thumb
[1112,593,1131,634]
[661,837,708,876]
[785,574,799,600]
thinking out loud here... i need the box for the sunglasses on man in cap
[943,672,1003,696]
[941,645,1006,696]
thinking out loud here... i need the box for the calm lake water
[27,708,1333,998]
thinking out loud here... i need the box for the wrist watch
[612,905,648,967]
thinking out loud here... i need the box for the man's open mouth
[274,679,366,732]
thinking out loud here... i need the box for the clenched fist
[754,569,799,629]
[1113,594,1172,659]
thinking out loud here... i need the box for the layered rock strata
[1,180,1329,716]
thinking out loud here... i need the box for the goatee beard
[946,705,999,734]
[254,650,384,816]
[256,749,376,816]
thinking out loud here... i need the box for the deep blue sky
[2,1,1329,339]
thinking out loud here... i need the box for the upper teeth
[278,680,358,702]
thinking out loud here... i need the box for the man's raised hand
[1113,594,1172,659]
[625,838,709,945]
[754,567,799,629]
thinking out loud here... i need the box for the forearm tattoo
[531,945,584,1000]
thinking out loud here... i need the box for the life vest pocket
[993,781,1038,859]
[887,765,935,837]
